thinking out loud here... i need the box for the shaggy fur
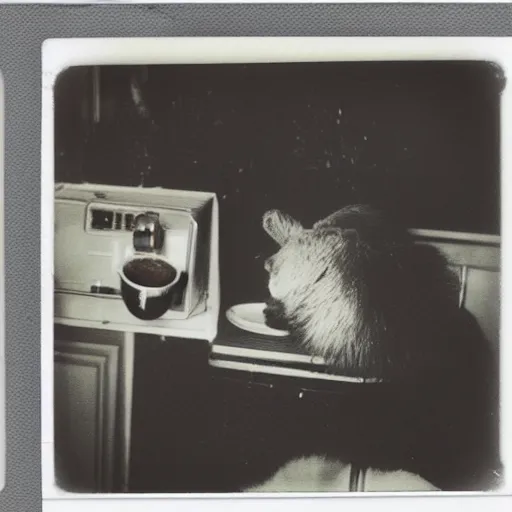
[260,204,501,490]
[246,456,439,493]
[264,205,464,380]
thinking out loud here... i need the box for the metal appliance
[54,183,220,339]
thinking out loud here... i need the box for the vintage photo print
[42,38,511,503]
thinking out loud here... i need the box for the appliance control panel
[86,204,160,233]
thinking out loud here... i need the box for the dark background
[53,61,503,494]
[55,61,503,311]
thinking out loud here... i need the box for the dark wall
[55,61,502,310]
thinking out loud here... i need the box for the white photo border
[41,36,512,509]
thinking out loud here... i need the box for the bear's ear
[262,210,303,246]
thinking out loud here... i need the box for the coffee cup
[119,254,181,320]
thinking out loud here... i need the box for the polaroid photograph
[42,37,511,509]
[0,70,5,494]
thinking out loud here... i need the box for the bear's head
[261,205,460,378]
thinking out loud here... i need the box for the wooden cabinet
[53,326,132,493]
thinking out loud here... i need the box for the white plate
[226,303,290,337]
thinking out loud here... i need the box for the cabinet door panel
[54,352,106,492]
[54,340,119,492]
[54,325,130,491]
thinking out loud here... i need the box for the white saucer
[226,303,290,337]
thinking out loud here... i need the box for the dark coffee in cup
[123,258,177,288]
[119,255,181,320]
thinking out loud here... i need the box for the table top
[210,314,383,384]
